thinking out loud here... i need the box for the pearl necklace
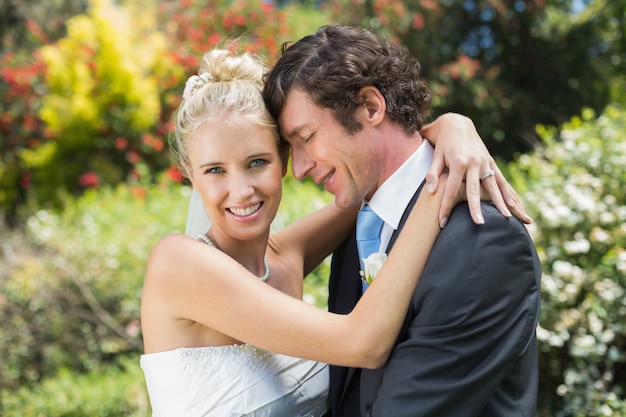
[197,234,270,282]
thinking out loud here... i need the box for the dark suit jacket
[327,222,363,416]
[328,186,542,417]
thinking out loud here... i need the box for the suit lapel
[382,181,424,341]
[386,180,425,252]
[328,228,364,412]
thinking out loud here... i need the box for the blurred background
[0,0,624,415]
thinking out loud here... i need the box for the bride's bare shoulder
[146,234,206,279]
[155,232,205,252]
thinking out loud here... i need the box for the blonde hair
[173,49,282,179]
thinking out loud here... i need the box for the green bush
[278,175,333,307]
[0,176,188,390]
[28,0,180,205]
[1,356,150,417]
[508,105,626,416]
[1,0,294,220]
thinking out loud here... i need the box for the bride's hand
[421,113,532,228]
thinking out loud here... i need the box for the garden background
[0,0,624,415]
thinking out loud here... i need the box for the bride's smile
[227,201,263,217]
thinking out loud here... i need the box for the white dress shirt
[366,140,434,252]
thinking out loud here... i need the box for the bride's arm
[143,178,444,369]
[270,202,358,277]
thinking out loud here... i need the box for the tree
[0,0,87,52]
[327,0,614,160]
[0,0,290,223]
[582,0,626,104]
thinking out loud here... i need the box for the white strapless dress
[140,344,329,417]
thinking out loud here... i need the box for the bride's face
[188,118,283,243]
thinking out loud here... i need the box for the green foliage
[0,0,293,222]
[326,0,617,161]
[1,356,150,417]
[0,177,188,390]
[508,105,626,416]
[581,0,626,105]
[158,0,291,69]
[29,0,179,205]
[282,2,330,42]
[0,0,86,52]
[0,0,183,221]
[0,46,47,222]
[279,175,334,307]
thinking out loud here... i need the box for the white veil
[185,189,211,237]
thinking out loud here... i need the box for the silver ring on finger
[479,169,496,182]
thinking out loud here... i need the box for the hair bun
[182,72,213,101]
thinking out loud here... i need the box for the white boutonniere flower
[360,252,387,285]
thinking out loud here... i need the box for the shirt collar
[366,140,434,230]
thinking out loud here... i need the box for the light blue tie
[356,204,384,269]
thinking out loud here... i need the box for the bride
[139,48,527,416]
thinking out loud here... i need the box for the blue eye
[206,167,224,174]
[249,159,267,168]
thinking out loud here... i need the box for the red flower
[152,138,164,152]
[262,0,274,13]
[189,28,203,42]
[79,171,100,188]
[126,151,140,164]
[23,114,38,131]
[19,171,32,189]
[166,165,184,183]
[0,112,11,128]
[26,19,48,43]
[233,14,246,26]
[141,133,153,146]
[115,137,128,150]
[412,13,424,30]
[222,15,232,29]
[131,185,147,199]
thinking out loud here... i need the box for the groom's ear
[357,86,386,127]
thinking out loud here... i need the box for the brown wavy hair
[263,24,432,136]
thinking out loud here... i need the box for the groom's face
[278,88,380,209]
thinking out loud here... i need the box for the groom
[264,25,542,417]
